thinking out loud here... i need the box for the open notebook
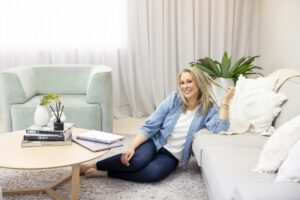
[72,135,123,152]
[76,130,124,144]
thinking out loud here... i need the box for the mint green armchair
[0,65,113,132]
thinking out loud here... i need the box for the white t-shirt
[164,108,198,161]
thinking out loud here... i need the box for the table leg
[3,165,80,200]
[71,164,80,200]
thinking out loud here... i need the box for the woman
[80,67,234,182]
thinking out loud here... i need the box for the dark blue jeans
[96,140,179,183]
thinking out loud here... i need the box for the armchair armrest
[86,66,113,132]
[0,67,37,132]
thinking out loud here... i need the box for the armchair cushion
[11,95,101,131]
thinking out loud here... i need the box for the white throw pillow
[254,114,300,173]
[230,75,286,135]
[275,139,300,182]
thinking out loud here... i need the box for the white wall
[258,0,300,74]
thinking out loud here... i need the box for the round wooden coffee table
[0,128,107,200]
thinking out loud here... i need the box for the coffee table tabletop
[0,128,108,200]
[0,128,107,169]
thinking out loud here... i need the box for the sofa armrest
[233,182,300,200]
[86,66,113,132]
[0,67,37,132]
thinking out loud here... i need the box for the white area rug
[0,135,208,200]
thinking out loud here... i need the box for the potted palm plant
[189,52,263,102]
[190,52,263,84]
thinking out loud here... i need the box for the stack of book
[22,123,75,147]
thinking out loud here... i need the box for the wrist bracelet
[220,103,229,110]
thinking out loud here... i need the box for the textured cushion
[234,183,300,200]
[11,95,101,130]
[274,77,300,128]
[230,75,286,135]
[192,130,268,167]
[201,145,275,200]
[254,114,300,173]
[276,139,300,182]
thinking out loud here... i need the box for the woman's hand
[121,146,135,167]
[219,86,235,120]
[121,133,148,167]
[222,86,235,103]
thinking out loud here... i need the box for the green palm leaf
[206,57,221,76]
[195,58,220,76]
[232,64,253,75]
[243,56,260,66]
[191,63,217,77]
[230,57,247,73]
[221,52,231,76]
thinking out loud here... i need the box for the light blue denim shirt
[140,91,230,169]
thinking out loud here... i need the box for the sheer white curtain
[0,0,259,118]
[0,0,127,56]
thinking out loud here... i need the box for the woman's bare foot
[80,164,93,176]
[85,168,108,178]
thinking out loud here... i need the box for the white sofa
[192,69,300,200]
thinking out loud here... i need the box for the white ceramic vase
[34,105,49,127]
[212,78,234,104]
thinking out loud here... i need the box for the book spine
[22,140,72,147]
[24,134,65,141]
[25,126,72,135]
[26,130,64,135]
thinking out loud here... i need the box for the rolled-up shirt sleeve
[140,92,176,138]
[205,106,230,133]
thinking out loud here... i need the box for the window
[0,0,127,50]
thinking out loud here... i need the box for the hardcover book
[21,136,72,147]
[76,130,124,144]
[72,135,123,152]
[26,123,75,135]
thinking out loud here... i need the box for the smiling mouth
[184,90,192,94]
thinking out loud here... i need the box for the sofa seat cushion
[192,132,269,166]
[201,145,275,200]
[11,95,101,130]
[233,182,300,200]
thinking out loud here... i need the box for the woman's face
[180,72,200,102]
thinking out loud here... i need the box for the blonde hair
[178,67,220,114]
